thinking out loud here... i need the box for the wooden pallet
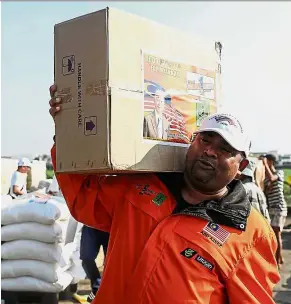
[1,284,78,304]
[1,290,59,304]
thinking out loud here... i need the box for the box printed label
[142,53,217,145]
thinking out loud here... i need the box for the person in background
[48,174,62,196]
[254,158,266,192]
[239,157,270,221]
[9,158,31,199]
[263,154,288,267]
[80,226,109,303]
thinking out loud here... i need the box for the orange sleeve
[51,145,126,232]
[226,231,280,304]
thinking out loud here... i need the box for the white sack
[1,195,12,208]
[1,222,63,243]
[1,272,73,292]
[1,260,70,283]
[45,197,70,221]
[1,240,75,268]
[1,240,62,263]
[1,197,70,225]
[60,242,76,267]
[65,216,78,245]
[67,259,86,285]
[1,201,60,225]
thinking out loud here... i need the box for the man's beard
[184,160,216,191]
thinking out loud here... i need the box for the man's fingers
[49,84,61,119]
[49,107,56,117]
[49,84,57,98]
[49,106,61,117]
[49,98,56,107]
[49,96,62,107]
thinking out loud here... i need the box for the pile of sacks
[1,195,85,293]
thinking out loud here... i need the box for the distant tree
[34,154,51,162]
[27,168,32,191]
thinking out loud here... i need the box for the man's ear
[235,158,249,180]
[239,158,249,172]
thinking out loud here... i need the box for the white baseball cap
[242,157,258,179]
[195,113,251,157]
[18,157,32,167]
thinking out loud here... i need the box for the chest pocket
[173,217,230,279]
[125,182,175,223]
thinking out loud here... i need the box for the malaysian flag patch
[201,222,230,247]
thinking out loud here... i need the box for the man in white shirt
[143,89,170,140]
[9,158,31,199]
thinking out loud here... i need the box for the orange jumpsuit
[52,146,280,304]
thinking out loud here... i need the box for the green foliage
[27,169,32,191]
[283,169,291,206]
[284,169,291,181]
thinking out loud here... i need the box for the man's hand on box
[49,84,61,119]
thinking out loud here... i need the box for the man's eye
[221,147,233,154]
[201,138,209,143]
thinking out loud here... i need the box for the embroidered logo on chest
[152,193,167,206]
[181,247,214,271]
[181,248,197,258]
[135,184,167,207]
[195,255,214,271]
[201,222,230,247]
[135,184,157,196]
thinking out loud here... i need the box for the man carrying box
[49,84,280,304]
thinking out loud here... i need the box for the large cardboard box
[54,7,222,173]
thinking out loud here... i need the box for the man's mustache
[196,157,217,169]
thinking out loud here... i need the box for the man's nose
[204,145,218,158]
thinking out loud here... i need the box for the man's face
[184,131,247,193]
[154,90,165,115]
[19,166,30,174]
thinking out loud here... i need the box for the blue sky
[2,1,291,156]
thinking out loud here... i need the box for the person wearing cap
[143,88,170,140]
[49,84,279,304]
[239,157,270,221]
[9,158,32,199]
[262,154,288,267]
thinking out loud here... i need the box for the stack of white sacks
[1,195,85,293]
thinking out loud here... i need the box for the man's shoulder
[243,181,263,194]
[100,172,181,193]
[276,170,284,179]
[11,171,24,180]
[99,173,160,187]
[246,207,272,236]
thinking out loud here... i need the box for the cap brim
[194,128,246,153]
[241,168,254,178]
